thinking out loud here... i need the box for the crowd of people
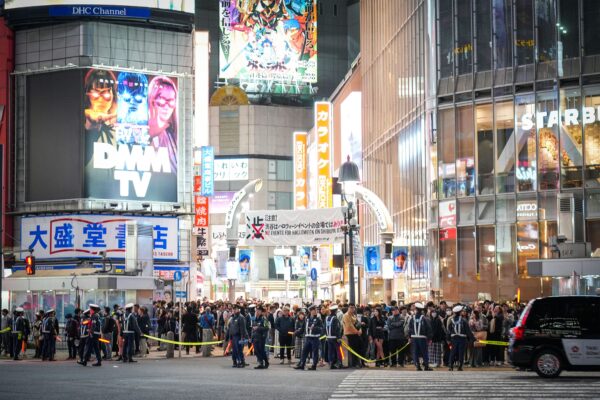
[1,298,525,371]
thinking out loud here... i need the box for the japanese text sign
[315,102,332,209]
[201,146,214,196]
[294,131,308,210]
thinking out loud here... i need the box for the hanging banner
[238,249,252,282]
[200,146,215,196]
[392,246,408,274]
[195,228,209,257]
[315,102,332,209]
[364,245,381,275]
[194,196,209,228]
[293,131,308,210]
[244,207,345,246]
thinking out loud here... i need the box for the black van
[508,295,600,378]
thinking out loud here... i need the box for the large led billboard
[84,68,178,202]
[4,0,195,13]
[219,0,317,83]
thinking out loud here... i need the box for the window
[493,0,512,69]
[583,87,600,187]
[477,226,496,281]
[539,191,557,220]
[495,101,515,193]
[515,0,534,65]
[537,0,557,63]
[456,105,475,196]
[539,220,557,259]
[439,0,454,77]
[440,230,458,300]
[439,108,456,198]
[476,103,494,194]
[560,88,583,188]
[456,0,473,74]
[517,221,538,276]
[515,94,537,192]
[458,227,475,288]
[268,191,292,210]
[537,91,560,190]
[587,219,600,253]
[496,195,516,222]
[558,0,579,60]
[478,196,495,223]
[496,223,517,298]
[583,0,600,56]
[475,0,492,71]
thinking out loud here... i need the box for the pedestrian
[325,305,343,369]
[32,311,43,359]
[369,308,386,367]
[122,303,141,363]
[294,309,306,361]
[138,306,151,357]
[199,306,216,357]
[469,308,485,368]
[488,305,505,366]
[80,304,102,367]
[1,309,12,356]
[428,308,445,368]
[406,302,432,371]
[294,305,322,371]
[386,306,406,367]
[447,305,474,371]
[342,304,362,368]
[275,306,294,364]
[226,304,248,368]
[251,306,270,369]
[101,307,116,360]
[65,313,79,360]
[78,309,90,364]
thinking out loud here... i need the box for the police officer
[252,306,270,369]
[406,302,433,371]
[294,305,323,371]
[122,303,141,363]
[11,307,27,361]
[78,309,90,364]
[325,305,343,369]
[41,309,58,361]
[81,304,102,366]
[225,304,248,368]
[447,305,474,371]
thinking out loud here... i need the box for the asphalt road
[1,356,599,400]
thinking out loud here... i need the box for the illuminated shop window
[456,105,475,197]
[439,108,456,199]
[536,91,560,190]
[515,94,537,192]
[476,103,494,194]
[517,221,539,276]
[583,87,600,188]
[456,0,473,74]
[559,88,583,188]
[494,101,515,193]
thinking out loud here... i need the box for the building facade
[430,0,600,301]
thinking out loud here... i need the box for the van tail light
[512,303,531,341]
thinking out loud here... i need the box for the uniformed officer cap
[248,304,256,309]
[89,304,100,310]
[15,307,24,313]
[308,305,317,311]
[45,308,55,315]
[452,305,464,313]
[415,302,425,309]
[329,305,338,311]
[125,303,134,309]
[83,309,91,315]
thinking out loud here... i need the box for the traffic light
[25,255,35,275]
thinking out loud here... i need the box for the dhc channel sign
[49,6,151,19]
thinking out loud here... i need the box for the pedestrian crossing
[329,369,600,399]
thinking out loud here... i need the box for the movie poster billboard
[83,69,178,202]
[219,0,317,82]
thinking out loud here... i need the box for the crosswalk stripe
[329,370,600,399]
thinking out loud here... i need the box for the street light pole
[347,204,356,304]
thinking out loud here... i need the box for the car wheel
[533,350,562,378]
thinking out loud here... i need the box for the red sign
[194,176,202,193]
[194,196,209,227]
[439,228,457,241]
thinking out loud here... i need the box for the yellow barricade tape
[339,339,410,363]
[477,340,509,346]
[0,327,11,334]
[143,334,222,347]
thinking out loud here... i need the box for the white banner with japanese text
[21,214,178,260]
[244,207,345,247]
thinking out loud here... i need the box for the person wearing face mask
[442,308,453,367]
[386,306,406,368]
[446,305,474,371]
[406,303,433,371]
[428,308,445,368]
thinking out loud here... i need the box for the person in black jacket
[386,306,406,367]
[226,305,248,368]
[293,310,306,361]
[138,307,151,357]
[65,313,79,360]
[446,305,475,371]
[275,307,295,364]
[101,307,115,360]
[294,305,323,371]
[428,309,446,368]
[369,308,387,367]
[406,302,433,371]
[181,306,199,355]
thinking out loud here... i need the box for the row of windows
[435,86,600,199]
[438,0,600,77]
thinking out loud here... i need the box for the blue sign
[175,290,186,299]
[173,270,182,282]
[201,146,215,196]
[364,245,381,275]
[49,6,151,18]
[310,267,318,281]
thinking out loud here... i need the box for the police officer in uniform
[252,306,270,369]
[447,305,474,371]
[325,305,344,369]
[225,304,248,368]
[406,302,433,371]
[11,307,27,361]
[78,309,91,364]
[41,309,58,361]
[294,305,323,371]
[81,304,102,366]
[122,303,141,363]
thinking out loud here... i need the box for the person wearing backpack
[101,307,115,360]
[65,313,79,360]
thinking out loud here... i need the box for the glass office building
[432,0,600,301]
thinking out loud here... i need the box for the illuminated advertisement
[340,92,362,173]
[219,0,317,82]
[5,1,195,13]
[364,245,381,275]
[392,246,408,274]
[84,68,178,202]
[293,131,307,209]
[315,101,332,209]
[201,146,215,197]
[21,214,178,260]
[238,249,252,281]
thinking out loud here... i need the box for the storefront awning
[3,272,157,291]
[528,257,600,277]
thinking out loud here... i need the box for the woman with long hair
[369,308,386,367]
[148,76,178,173]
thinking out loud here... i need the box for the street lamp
[339,156,361,304]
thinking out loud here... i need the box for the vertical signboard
[201,146,214,197]
[293,131,308,210]
[194,195,209,228]
[315,102,332,209]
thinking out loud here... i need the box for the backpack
[103,316,116,334]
